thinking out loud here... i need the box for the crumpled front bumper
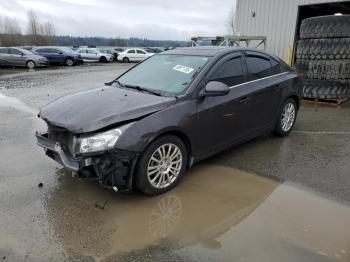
[35,132,138,191]
[36,132,80,171]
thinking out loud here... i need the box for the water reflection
[46,165,278,259]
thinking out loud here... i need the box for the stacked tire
[295,15,350,100]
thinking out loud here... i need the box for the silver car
[0,47,48,69]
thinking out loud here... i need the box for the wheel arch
[288,95,300,109]
[144,130,193,167]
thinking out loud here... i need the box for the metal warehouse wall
[236,0,348,62]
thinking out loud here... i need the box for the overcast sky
[1,0,236,40]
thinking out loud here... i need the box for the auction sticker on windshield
[173,65,194,74]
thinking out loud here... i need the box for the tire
[99,56,107,63]
[134,135,188,196]
[274,98,298,137]
[295,59,350,80]
[302,79,350,99]
[65,58,74,66]
[300,15,350,39]
[296,38,350,60]
[26,60,36,69]
[123,57,130,63]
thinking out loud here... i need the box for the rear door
[126,49,136,61]
[136,49,147,61]
[239,51,285,134]
[0,48,10,66]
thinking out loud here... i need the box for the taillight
[298,73,305,81]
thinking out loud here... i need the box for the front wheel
[123,57,130,63]
[274,98,298,137]
[26,60,36,69]
[134,135,188,195]
[99,56,107,63]
[65,58,74,66]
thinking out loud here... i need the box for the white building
[235,0,350,64]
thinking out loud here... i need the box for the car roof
[162,46,275,57]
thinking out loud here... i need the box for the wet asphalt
[0,63,349,261]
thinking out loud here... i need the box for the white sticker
[173,64,194,74]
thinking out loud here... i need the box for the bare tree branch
[226,7,236,36]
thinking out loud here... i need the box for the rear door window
[209,56,245,87]
[0,48,9,54]
[245,52,282,80]
[137,50,146,54]
[9,48,22,55]
[36,48,50,53]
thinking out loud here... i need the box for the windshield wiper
[123,84,162,96]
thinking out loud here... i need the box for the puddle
[45,165,278,259]
[0,93,38,115]
[42,165,350,261]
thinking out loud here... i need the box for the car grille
[47,124,75,156]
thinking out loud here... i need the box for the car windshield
[117,54,210,96]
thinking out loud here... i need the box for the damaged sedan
[36,47,301,195]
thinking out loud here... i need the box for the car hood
[39,86,176,133]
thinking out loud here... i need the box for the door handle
[239,96,251,103]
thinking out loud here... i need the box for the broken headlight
[76,123,132,154]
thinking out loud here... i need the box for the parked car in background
[0,47,48,69]
[78,48,113,63]
[144,47,163,54]
[99,48,119,61]
[33,46,83,66]
[117,48,154,63]
[114,47,125,53]
[36,47,301,195]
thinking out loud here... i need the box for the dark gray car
[36,47,302,195]
[0,47,48,69]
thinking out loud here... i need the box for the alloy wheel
[147,143,183,189]
[281,102,296,132]
[66,59,74,66]
[27,61,35,69]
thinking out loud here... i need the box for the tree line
[0,11,186,48]
[0,10,55,46]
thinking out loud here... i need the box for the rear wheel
[134,135,187,195]
[65,58,74,66]
[26,60,36,69]
[123,57,130,63]
[274,98,297,137]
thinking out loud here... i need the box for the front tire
[134,135,188,196]
[99,56,107,63]
[65,58,74,66]
[123,57,130,63]
[274,98,297,137]
[26,60,36,69]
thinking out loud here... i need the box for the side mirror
[201,81,230,97]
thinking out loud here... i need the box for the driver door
[196,53,248,155]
